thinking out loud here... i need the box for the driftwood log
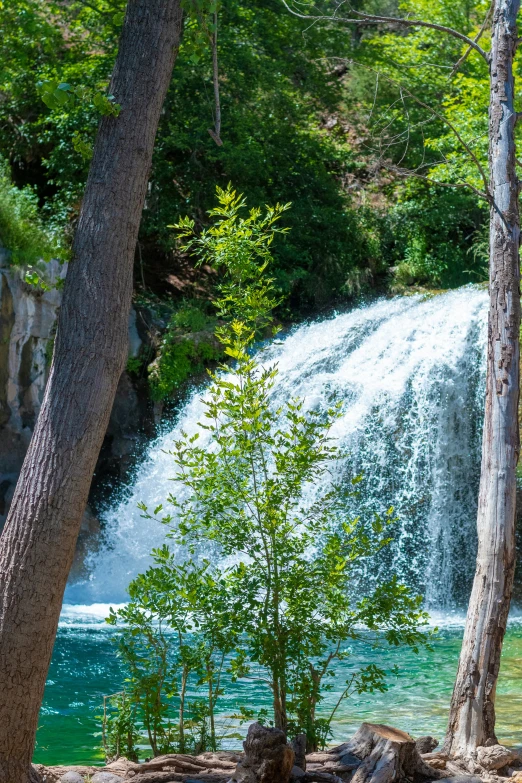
[33,753,241,783]
[34,721,519,783]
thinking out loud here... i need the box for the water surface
[35,614,522,766]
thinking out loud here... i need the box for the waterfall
[65,286,488,610]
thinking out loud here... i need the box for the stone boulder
[91,773,123,783]
[291,734,307,771]
[59,773,84,783]
[0,259,65,531]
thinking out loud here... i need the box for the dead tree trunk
[231,723,295,783]
[344,723,442,783]
[0,1,183,781]
[444,0,521,757]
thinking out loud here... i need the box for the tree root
[37,722,522,783]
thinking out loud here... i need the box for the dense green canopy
[0,0,501,310]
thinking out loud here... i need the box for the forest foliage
[0,0,503,315]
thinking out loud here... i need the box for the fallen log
[476,745,520,772]
[128,774,229,783]
[297,773,345,783]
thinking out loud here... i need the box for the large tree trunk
[444,0,521,757]
[0,1,183,780]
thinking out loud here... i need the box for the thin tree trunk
[444,0,520,756]
[273,674,288,735]
[0,2,183,780]
[179,664,189,754]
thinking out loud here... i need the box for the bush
[101,692,140,763]
[107,558,243,758]
[383,182,488,290]
[148,302,222,401]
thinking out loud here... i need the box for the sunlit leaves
[354,0,492,188]
[37,78,121,117]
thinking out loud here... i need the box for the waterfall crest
[66,287,487,609]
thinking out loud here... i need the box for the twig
[281,1,490,63]
[137,241,147,290]
[388,165,489,201]
[449,0,494,78]
[327,57,491,199]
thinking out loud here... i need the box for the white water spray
[66,287,488,609]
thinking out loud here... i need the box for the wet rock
[0,259,64,430]
[0,251,153,540]
[416,736,439,754]
[0,260,64,530]
[231,722,294,783]
[477,745,519,771]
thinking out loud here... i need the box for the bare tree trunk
[346,723,443,783]
[0,1,183,780]
[444,0,521,757]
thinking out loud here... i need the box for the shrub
[131,187,432,753]
[107,558,242,758]
[101,692,140,763]
[148,302,222,401]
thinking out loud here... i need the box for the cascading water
[66,286,488,611]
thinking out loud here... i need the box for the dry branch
[281,1,489,62]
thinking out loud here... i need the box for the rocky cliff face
[0,257,155,573]
[0,256,65,527]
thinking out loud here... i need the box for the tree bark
[0,1,183,780]
[231,722,295,783]
[444,0,521,757]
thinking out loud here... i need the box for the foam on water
[65,287,488,609]
[59,604,126,627]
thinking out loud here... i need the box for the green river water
[34,613,522,767]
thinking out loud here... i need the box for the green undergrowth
[127,296,223,401]
[0,0,492,312]
[0,158,62,266]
